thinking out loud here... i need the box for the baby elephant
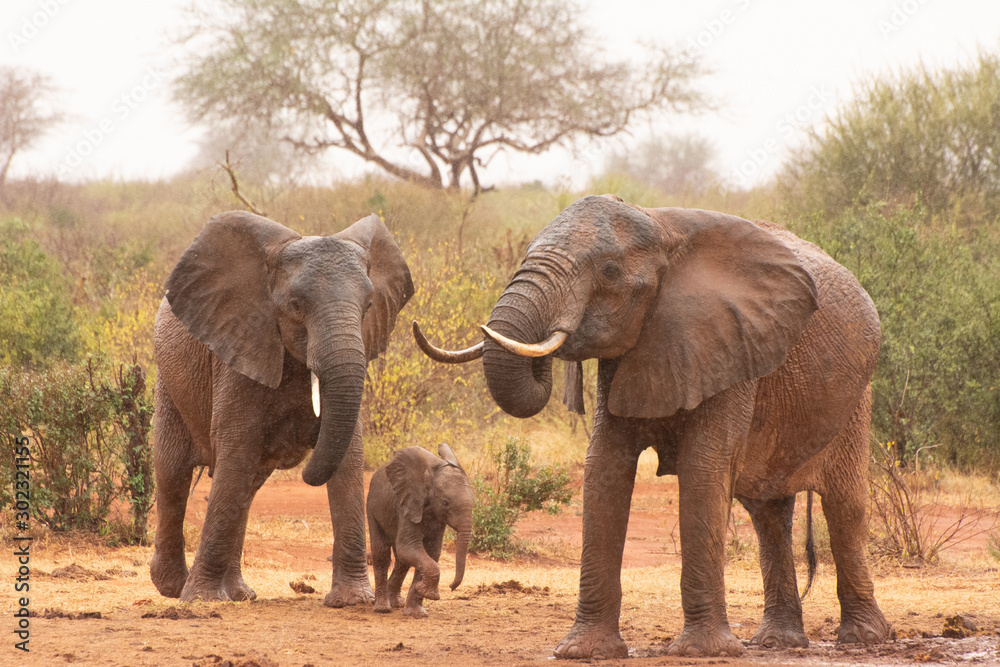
[367,444,474,618]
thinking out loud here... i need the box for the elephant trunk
[482,276,560,418]
[301,330,367,487]
[450,522,471,590]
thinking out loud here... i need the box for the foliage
[868,442,997,564]
[789,204,1000,468]
[604,133,719,195]
[469,437,573,558]
[0,217,81,368]
[0,357,154,544]
[174,0,704,193]
[781,50,1000,227]
[0,66,64,192]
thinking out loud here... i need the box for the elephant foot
[750,619,808,649]
[323,577,375,608]
[414,577,440,601]
[222,572,257,602]
[554,621,628,660]
[149,551,188,598]
[838,610,891,645]
[391,593,405,609]
[374,599,393,613]
[401,604,428,619]
[667,625,743,657]
[179,577,231,603]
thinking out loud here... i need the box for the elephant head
[165,211,413,486]
[415,194,818,419]
[385,444,473,590]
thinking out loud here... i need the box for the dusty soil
[5,472,1000,666]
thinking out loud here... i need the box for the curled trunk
[301,347,367,487]
[482,285,555,418]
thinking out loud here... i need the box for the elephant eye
[601,263,621,280]
[288,298,304,316]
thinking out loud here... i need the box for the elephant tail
[800,490,817,601]
[189,466,207,498]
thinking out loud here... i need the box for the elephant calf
[366,444,473,618]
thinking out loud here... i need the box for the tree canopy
[0,67,64,192]
[781,50,1000,227]
[174,0,704,193]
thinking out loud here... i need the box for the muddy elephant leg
[150,384,195,598]
[180,447,258,602]
[739,494,808,648]
[819,387,890,644]
[667,383,755,658]
[220,467,271,601]
[370,522,394,613]
[555,362,638,660]
[386,551,409,609]
[323,420,375,607]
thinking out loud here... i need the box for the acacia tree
[0,67,64,192]
[175,0,704,193]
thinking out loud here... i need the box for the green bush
[470,437,574,558]
[0,357,153,544]
[0,217,81,368]
[781,50,1000,227]
[789,205,1000,468]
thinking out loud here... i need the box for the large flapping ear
[608,209,818,419]
[335,215,415,362]
[165,211,301,388]
[385,446,441,524]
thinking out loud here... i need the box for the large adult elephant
[150,211,413,604]
[414,195,890,658]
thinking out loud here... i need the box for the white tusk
[311,372,321,418]
[480,326,568,358]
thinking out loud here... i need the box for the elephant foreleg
[221,467,271,601]
[180,449,258,602]
[150,384,195,598]
[819,386,890,644]
[555,375,638,660]
[667,383,755,658]
[739,494,808,648]
[385,550,408,609]
[323,420,375,607]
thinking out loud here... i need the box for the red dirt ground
[8,473,1000,666]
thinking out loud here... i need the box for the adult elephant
[414,195,890,658]
[150,210,413,604]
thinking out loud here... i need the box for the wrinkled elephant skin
[420,195,890,659]
[150,211,412,604]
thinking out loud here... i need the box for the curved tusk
[412,321,484,364]
[311,372,321,418]
[480,326,567,358]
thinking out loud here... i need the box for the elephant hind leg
[739,494,808,648]
[386,553,408,609]
[150,383,195,598]
[819,386,890,644]
[369,519,394,613]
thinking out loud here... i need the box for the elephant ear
[335,215,415,362]
[165,211,301,388]
[608,210,818,419]
[437,443,465,473]
[386,446,441,524]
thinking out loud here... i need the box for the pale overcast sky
[3,0,999,189]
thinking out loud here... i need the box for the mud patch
[189,653,277,667]
[141,607,222,620]
[44,563,112,581]
[474,579,550,596]
[33,609,103,620]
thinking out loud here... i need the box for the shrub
[0,217,81,368]
[0,357,153,544]
[789,204,1000,468]
[780,49,1000,227]
[469,437,573,558]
